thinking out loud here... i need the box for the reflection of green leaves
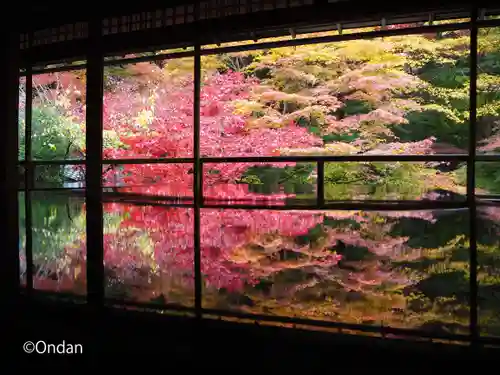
[323,161,434,200]
[19,193,86,261]
[150,294,167,305]
[240,164,316,196]
[103,212,125,234]
[390,212,469,249]
[296,224,327,246]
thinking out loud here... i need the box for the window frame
[17,11,500,345]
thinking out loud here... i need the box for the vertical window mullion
[468,7,479,343]
[317,161,324,207]
[1,28,21,304]
[193,44,202,319]
[24,61,33,294]
[86,18,104,308]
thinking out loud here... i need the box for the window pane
[324,161,466,201]
[18,165,25,190]
[476,161,500,195]
[476,26,500,156]
[102,57,194,159]
[477,205,500,338]
[103,163,193,198]
[103,204,194,307]
[201,208,470,335]
[32,69,86,161]
[29,191,87,295]
[19,192,26,286]
[33,164,86,189]
[203,162,316,205]
[19,76,26,161]
[200,30,469,157]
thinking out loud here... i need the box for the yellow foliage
[135,109,154,127]
[324,142,360,154]
[162,57,195,79]
[299,64,343,82]
[232,100,266,116]
[278,142,359,156]
[246,116,284,129]
[200,55,225,72]
[284,105,330,127]
[334,39,393,61]
[258,90,312,107]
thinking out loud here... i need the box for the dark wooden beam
[0,27,21,321]
[20,0,490,65]
[18,0,500,33]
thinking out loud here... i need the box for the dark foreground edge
[13,296,500,369]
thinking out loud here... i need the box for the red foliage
[102,71,321,202]
[27,70,329,296]
[27,66,441,301]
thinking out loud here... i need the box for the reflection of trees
[215,210,471,333]
[29,197,482,335]
[476,207,500,336]
[19,192,86,293]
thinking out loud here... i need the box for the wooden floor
[12,297,499,369]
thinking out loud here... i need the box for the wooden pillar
[0,28,21,315]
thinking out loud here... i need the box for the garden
[18,24,500,337]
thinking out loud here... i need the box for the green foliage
[418,62,469,89]
[21,106,85,185]
[416,85,469,112]
[18,118,25,160]
[394,107,468,149]
[323,131,360,143]
[390,34,469,69]
[323,162,433,200]
[478,28,500,74]
[466,162,500,194]
[341,100,373,116]
[240,164,316,196]
[29,106,84,161]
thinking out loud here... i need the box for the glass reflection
[477,206,500,338]
[201,208,470,335]
[102,204,195,306]
[21,192,87,294]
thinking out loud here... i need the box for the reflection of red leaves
[35,207,437,296]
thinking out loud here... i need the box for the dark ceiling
[16,0,500,35]
[20,0,190,29]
